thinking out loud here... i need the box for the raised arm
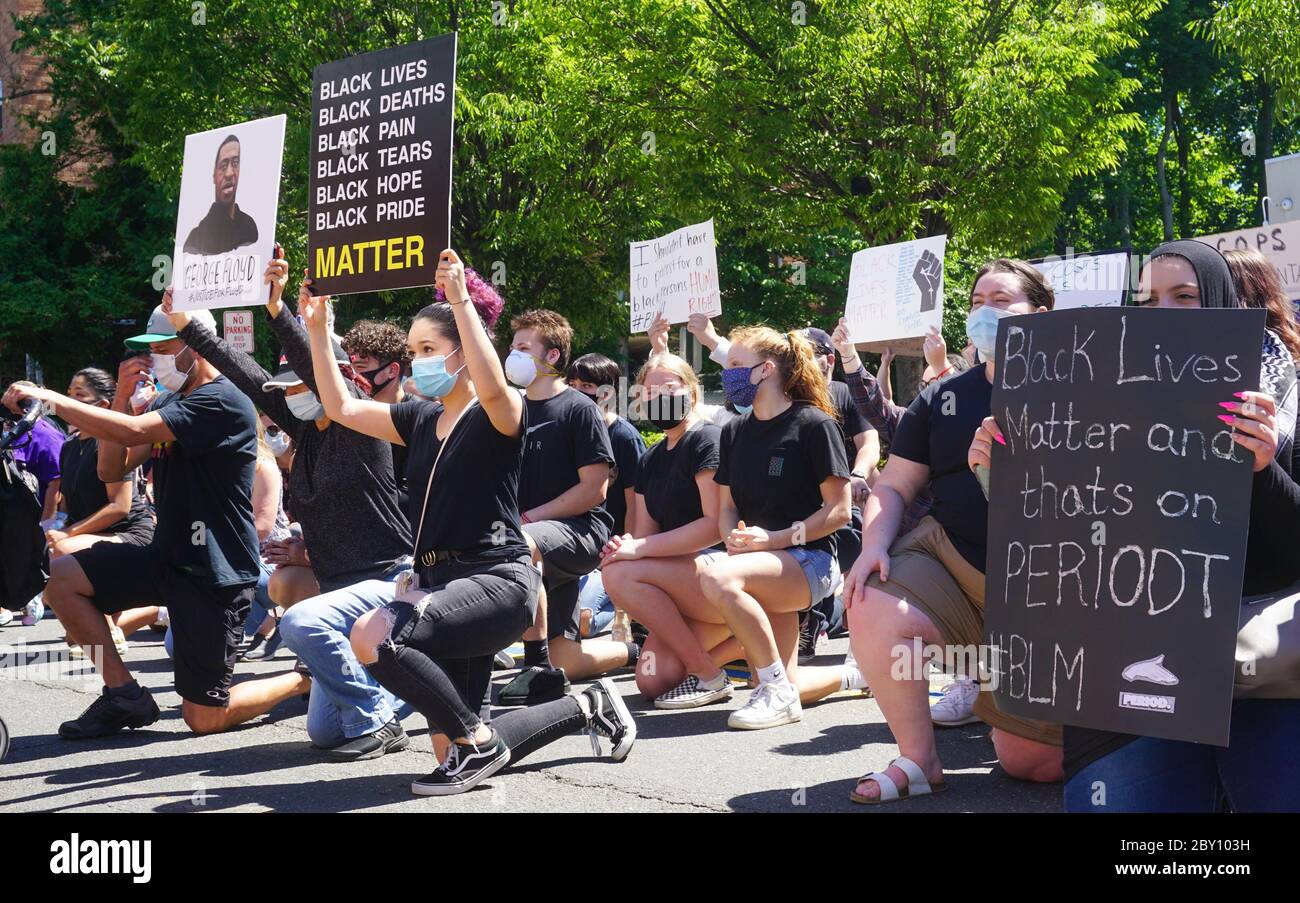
[161,287,293,431]
[437,249,524,438]
[270,265,323,398]
[300,288,402,445]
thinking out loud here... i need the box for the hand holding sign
[923,326,947,372]
[648,314,671,355]
[912,249,942,312]
[161,286,192,333]
[299,276,332,333]
[264,244,289,314]
[1222,390,1278,471]
[436,249,468,304]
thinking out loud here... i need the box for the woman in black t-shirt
[603,352,868,714]
[303,250,636,797]
[46,368,157,652]
[690,326,853,731]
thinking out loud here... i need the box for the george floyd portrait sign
[983,306,1265,746]
[309,33,457,295]
[171,114,286,312]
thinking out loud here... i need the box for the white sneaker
[109,624,129,656]
[727,681,802,730]
[930,677,981,726]
[0,609,13,627]
[22,595,45,626]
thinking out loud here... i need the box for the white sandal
[849,755,947,805]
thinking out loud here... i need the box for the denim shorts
[788,547,840,609]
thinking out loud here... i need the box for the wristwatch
[851,470,867,480]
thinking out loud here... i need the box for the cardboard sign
[984,307,1264,745]
[629,219,721,333]
[1031,251,1129,310]
[171,114,286,312]
[309,33,457,295]
[1195,221,1300,301]
[844,235,947,356]
[223,310,254,353]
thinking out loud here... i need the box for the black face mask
[577,389,602,406]
[644,392,692,431]
[358,362,396,395]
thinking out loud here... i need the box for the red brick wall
[0,0,52,148]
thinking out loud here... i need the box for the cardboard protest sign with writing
[309,33,456,295]
[843,235,946,356]
[1195,221,1300,301]
[984,307,1264,746]
[629,219,721,333]
[1031,251,1129,310]
[171,114,286,312]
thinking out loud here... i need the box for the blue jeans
[278,564,415,747]
[1065,699,1300,813]
[577,571,615,636]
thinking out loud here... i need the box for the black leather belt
[419,549,465,568]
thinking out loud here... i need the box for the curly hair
[342,319,411,368]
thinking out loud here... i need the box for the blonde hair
[634,352,702,408]
[728,326,837,420]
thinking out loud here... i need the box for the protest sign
[1195,221,1300,301]
[1031,250,1129,310]
[629,219,721,333]
[171,114,285,312]
[984,307,1264,745]
[309,33,457,295]
[843,235,946,355]
[223,310,254,353]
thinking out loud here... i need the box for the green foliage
[2,0,1296,389]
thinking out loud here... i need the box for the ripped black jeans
[366,552,590,761]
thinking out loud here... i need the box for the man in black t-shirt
[4,298,310,740]
[497,311,640,705]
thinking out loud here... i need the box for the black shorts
[522,517,607,641]
[70,541,254,707]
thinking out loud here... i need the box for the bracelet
[520,512,532,524]
[934,365,953,379]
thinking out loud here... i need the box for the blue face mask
[412,350,463,398]
[733,404,753,415]
[722,363,766,408]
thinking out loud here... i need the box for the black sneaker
[411,729,511,796]
[630,620,649,646]
[797,612,820,664]
[59,686,160,740]
[498,665,570,706]
[584,678,636,762]
[322,719,409,760]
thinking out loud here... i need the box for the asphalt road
[0,616,1061,813]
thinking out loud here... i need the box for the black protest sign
[309,33,456,295]
[984,307,1265,746]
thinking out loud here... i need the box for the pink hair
[436,266,503,331]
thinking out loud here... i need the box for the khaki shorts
[866,517,1062,747]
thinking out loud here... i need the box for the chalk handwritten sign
[1195,221,1300,302]
[629,219,721,333]
[843,235,947,355]
[984,307,1265,746]
[1031,251,1129,310]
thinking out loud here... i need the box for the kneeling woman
[603,351,866,715]
[689,328,853,730]
[304,250,635,796]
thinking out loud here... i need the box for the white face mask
[505,349,542,388]
[152,351,193,392]
[265,429,291,457]
[285,390,325,422]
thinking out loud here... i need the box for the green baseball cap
[124,305,217,350]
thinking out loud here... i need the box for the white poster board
[843,235,947,354]
[223,310,255,353]
[1031,251,1129,310]
[1195,221,1300,301]
[629,218,721,333]
[172,114,286,311]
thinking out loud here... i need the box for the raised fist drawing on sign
[912,249,942,312]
